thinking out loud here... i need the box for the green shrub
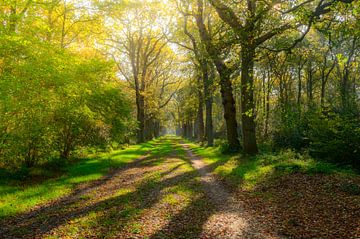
[273,107,308,150]
[308,112,360,170]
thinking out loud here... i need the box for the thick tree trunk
[240,46,258,154]
[182,122,187,138]
[136,94,145,143]
[194,0,240,151]
[216,63,241,151]
[154,120,160,138]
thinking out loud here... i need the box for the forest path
[1,136,276,239]
[180,143,275,239]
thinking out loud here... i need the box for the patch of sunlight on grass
[0,140,156,219]
[187,142,355,190]
[161,193,181,205]
[214,157,239,176]
[167,184,195,197]
[141,171,162,189]
[66,173,104,184]
[179,162,193,172]
[71,211,99,227]
[115,187,136,197]
[186,142,232,165]
[102,187,136,202]
[241,165,274,190]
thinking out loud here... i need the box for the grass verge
[0,140,156,219]
[186,142,356,190]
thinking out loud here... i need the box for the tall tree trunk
[187,120,193,139]
[154,120,160,138]
[240,45,258,154]
[341,37,357,110]
[264,69,271,139]
[202,62,213,146]
[204,65,214,146]
[321,59,335,107]
[197,77,205,141]
[136,93,145,143]
[194,0,240,151]
[217,64,241,150]
[182,122,187,138]
[341,67,350,110]
[265,85,270,139]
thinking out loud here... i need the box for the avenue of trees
[1,0,359,170]
[170,0,360,169]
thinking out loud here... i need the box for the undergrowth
[187,142,356,190]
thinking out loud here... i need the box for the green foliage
[273,107,308,150]
[188,142,355,190]
[0,36,134,168]
[308,112,360,170]
[273,106,360,170]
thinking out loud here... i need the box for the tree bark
[197,76,205,142]
[264,69,271,139]
[204,64,214,146]
[240,45,258,154]
[136,93,145,143]
[194,0,240,150]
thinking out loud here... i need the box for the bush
[308,112,360,170]
[272,107,308,150]
[273,106,360,170]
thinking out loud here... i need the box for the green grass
[0,141,155,219]
[187,143,356,190]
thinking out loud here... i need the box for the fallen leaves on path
[1,138,359,239]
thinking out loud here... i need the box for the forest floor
[0,136,359,238]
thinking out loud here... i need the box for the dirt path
[181,143,276,239]
[0,138,278,239]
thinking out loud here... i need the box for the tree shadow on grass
[0,139,233,239]
[1,136,275,239]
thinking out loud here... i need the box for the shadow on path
[0,137,270,239]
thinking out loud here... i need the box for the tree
[206,0,356,154]
[177,0,241,150]
[104,4,179,143]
